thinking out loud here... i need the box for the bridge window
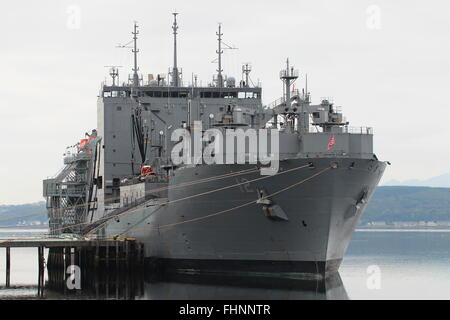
[222,92,237,98]
[200,91,239,99]
[104,91,126,98]
[238,92,260,99]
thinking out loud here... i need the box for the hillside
[362,186,450,223]
[0,202,47,226]
[383,173,450,188]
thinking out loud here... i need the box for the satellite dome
[226,77,236,88]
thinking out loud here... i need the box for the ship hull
[102,157,386,278]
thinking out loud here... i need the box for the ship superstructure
[44,15,387,278]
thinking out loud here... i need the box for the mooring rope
[86,163,312,236]
[113,167,330,237]
[39,163,311,236]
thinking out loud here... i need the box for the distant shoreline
[0,227,49,233]
[356,228,450,232]
[357,223,450,232]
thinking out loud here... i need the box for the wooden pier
[0,238,144,294]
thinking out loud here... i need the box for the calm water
[1,229,450,300]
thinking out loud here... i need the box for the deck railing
[343,126,373,135]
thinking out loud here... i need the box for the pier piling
[95,242,100,271]
[6,247,10,288]
[105,242,109,270]
[37,246,45,296]
[1,239,144,292]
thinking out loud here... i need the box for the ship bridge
[101,84,262,100]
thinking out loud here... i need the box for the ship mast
[242,63,252,88]
[280,58,299,105]
[132,22,140,87]
[171,12,181,87]
[216,23,224,88]
[105,66,122,86]
[305,73,309,102]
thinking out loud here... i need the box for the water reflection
[39,268,348,300]
[141,272,348,300]
[45,268,145,300]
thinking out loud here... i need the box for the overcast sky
[1,0,449,204]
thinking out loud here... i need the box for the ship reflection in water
[36,270,348,300]
[140,273,348,300]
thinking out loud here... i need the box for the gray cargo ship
[43,15,387,279]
